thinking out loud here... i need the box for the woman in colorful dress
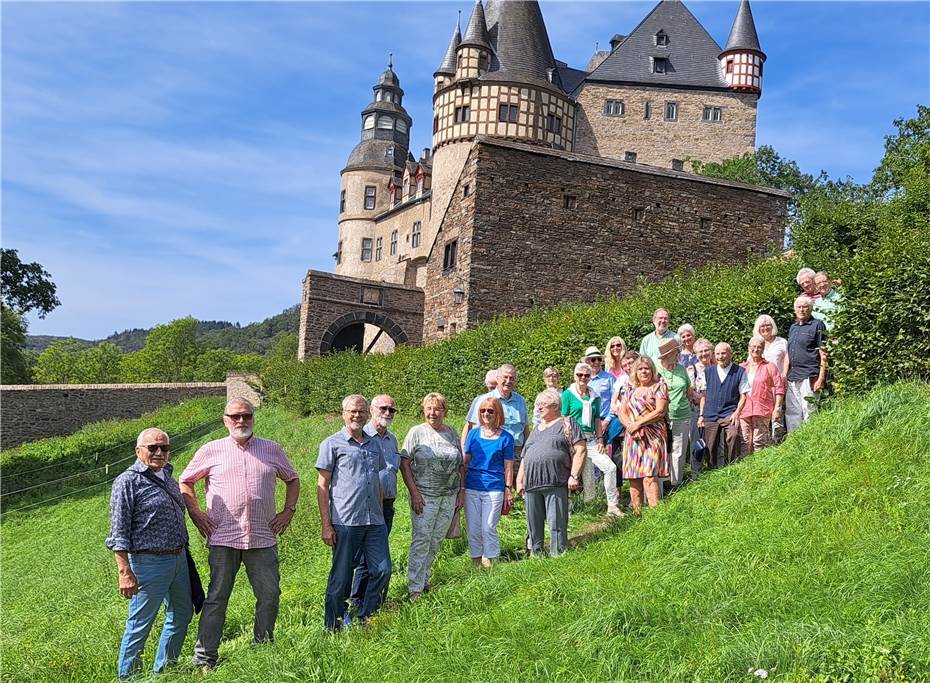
[619,356,669,513]
[605,336,627,379]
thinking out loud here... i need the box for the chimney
[610,34,625,51]
[421,147,431,162]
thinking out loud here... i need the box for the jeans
[464,489,504,560]
[350,498,395,608]
[193,545,280,666]
[525,486,569,557]
[407,493,456,594]
[325,523,390,630]
[580,437,619,506]
[117,552,193,680]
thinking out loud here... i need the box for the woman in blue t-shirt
[463,397,515,568]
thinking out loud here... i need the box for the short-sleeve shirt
[588,370,615,420]
[561,389,601,433]
[657,364,692,420]
[315,428,386,527]
[522,417,585,491]
[787,318,827,382]
[401,423,463,497]
[466,389,528,448]
[639,330,678,364]
[464,429,514,492]
[763,337,789,376]
[364,422,400,500]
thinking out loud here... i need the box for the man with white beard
[180,398,300,671]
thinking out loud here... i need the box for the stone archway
[320,310,411,355]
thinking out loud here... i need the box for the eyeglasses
[575,373,591,378]
[141,444,170,453]
[375,406,397,414]
[225,413,254,421]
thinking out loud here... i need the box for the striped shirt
[179,435,299,550]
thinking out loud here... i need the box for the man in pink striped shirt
[180,398,300,671]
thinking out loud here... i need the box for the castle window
[417,176,424,194]
[644,101,652,119]
[725,59,734,74]
[624,151,637,163]
[334,240,343,265]
[604,100,625,117]
[442,239,458,273]
[632,207,645,222]
[375,237,383,261]
[463,183,470,197]
[664,101,678,121]
[454,106,471,123]
[671,159,685,171]
[411,221,422,248]
[546,113,562,134]
[396,120,408,133]
[702,106,722,122]
[364,115,375,130]
[390,230,398,256]
[364,185,376,210]
[377,115,394,129]
[653,58,668,74]
[655,31,668,46]
[563,195,577,210]
[433,116,439,134]
[361,238,373,262]
[385,145,395,160]
[478,53,489,74]
[700,217,713,231]
[339,190,346,213]
[498,104,519,123]
[376,90,383,102]
[403,177,410,197]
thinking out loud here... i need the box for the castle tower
[719,0,766,94]
[456,0,491,80]
[434,16,461,93]
[336,61,412,279]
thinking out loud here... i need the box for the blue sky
[3,1,928,340]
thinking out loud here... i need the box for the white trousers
[786,378,818,433]
[464,489,504,560]
[667,418,690,486]
[581,438,619,506]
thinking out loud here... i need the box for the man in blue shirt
[316,395,390,631]
[462,364,529,474]
[106,428,193,680]
[583,346,615,421]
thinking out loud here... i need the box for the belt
[131,546,184,556]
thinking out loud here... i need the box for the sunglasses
[479,408,496,414]
[141,444,170,453]
[575,373,591,378]
[376,406,398,414]
[225,413,254,421]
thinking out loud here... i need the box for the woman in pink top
[739,336,786,454]
[605,336,627,379]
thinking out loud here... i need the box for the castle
[298,0,788,358]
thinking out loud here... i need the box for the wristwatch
[285,504,297,513]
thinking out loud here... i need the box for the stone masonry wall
[573,84,758,169]
[0,383,227,448]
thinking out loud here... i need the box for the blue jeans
[325,523,390,630]
[350,498,395,608]
[117,552,193,680]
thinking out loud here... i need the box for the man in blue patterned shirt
[106,428,193,680]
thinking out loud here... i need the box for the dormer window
[655,31,668,47]
[653,58,668,74]
[377,115,394,129]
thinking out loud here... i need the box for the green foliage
[263,257,801,416]
[1,306,30,383]
[0,248,60,318]
[32,340,123,384]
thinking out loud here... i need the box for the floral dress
[622,381,669,479]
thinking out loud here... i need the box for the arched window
[377,116,394,130]
[363,115,375,130]
[396,119,408,133]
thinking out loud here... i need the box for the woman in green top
[656,338,691,490]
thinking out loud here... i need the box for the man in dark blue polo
[785,295,828,432]
[316,394,390,631]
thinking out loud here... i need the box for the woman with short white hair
[677,324,698,368]
[796,268,821,300]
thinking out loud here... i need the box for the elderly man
[317,395,391,631]
[180,398,300,670]
[812,271,843,330]
[785,296,828,432]
[462,364,529,472]
[465,370,498,429]
[697,343,749,471]
[583,346,615,422]
[106,428,193,680]
[796,268,821,301]
[639,308,678,364]
[347,393,399,617]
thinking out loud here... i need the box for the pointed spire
[723,0,763,54]
[435,15,462,75]
[461,0,490,49]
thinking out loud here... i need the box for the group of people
[106,267,839,677]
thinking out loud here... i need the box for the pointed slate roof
[461,0,491,49]
[582,0,728,91]
[723,0,763,55]
[482,0,563,91]
[435,18,462,75]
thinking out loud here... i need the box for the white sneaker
[607,505,625,517]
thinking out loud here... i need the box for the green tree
[76,342,124,383]
[134,317,201,382]
[32,339,85,383]
[1,307,30,383]
[1,249,61,318]
[193,348,237,381]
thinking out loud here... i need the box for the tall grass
[2,383,928,681]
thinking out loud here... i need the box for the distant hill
[25,305,300,355]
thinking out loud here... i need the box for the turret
[434,15,461,92]
[456,0,491,80]
[719,0,766,94]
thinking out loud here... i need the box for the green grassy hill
[2,383,928,681]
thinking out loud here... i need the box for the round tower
[719,0,766,94]
[336,61,412,278]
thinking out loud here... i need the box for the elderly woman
[517,389,586,557]
[619,357,669,512]
[561,362,622,516]
[656,338,691,489]
[677,324,698,368]
[605,336,627,379]
[740,336,786,454]
[542,367,562,392]
[399,393,465,600]
[463,397,514,568]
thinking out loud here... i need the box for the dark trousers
[703,418,741,470]
[350,498,395,608]
[325,523,390,631]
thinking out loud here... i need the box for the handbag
[445,505,463,539]
[691,427,707,461]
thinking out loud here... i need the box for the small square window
[700,217,713,230]
[498,103,518,123]
[664,101,678,121]
[455,106,471,123]
[563,195,577,209]
[653,58,668,74]
[671,159,684,171]
[632,207,645,222]
[604,100,625,117]
[655,31,668,47]
[702,106,722,122]
[624,151,637,163]
[361,238,373,262]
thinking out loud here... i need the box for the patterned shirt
[179,435,299,550]
[316,427,386,526]
[106,460,188,552]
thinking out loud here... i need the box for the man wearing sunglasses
[106,428,193,680]
[180,398,300,671]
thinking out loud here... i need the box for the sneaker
[607,505,626,517]
[341,610,352,627]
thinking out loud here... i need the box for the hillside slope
[1,383,928,681]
